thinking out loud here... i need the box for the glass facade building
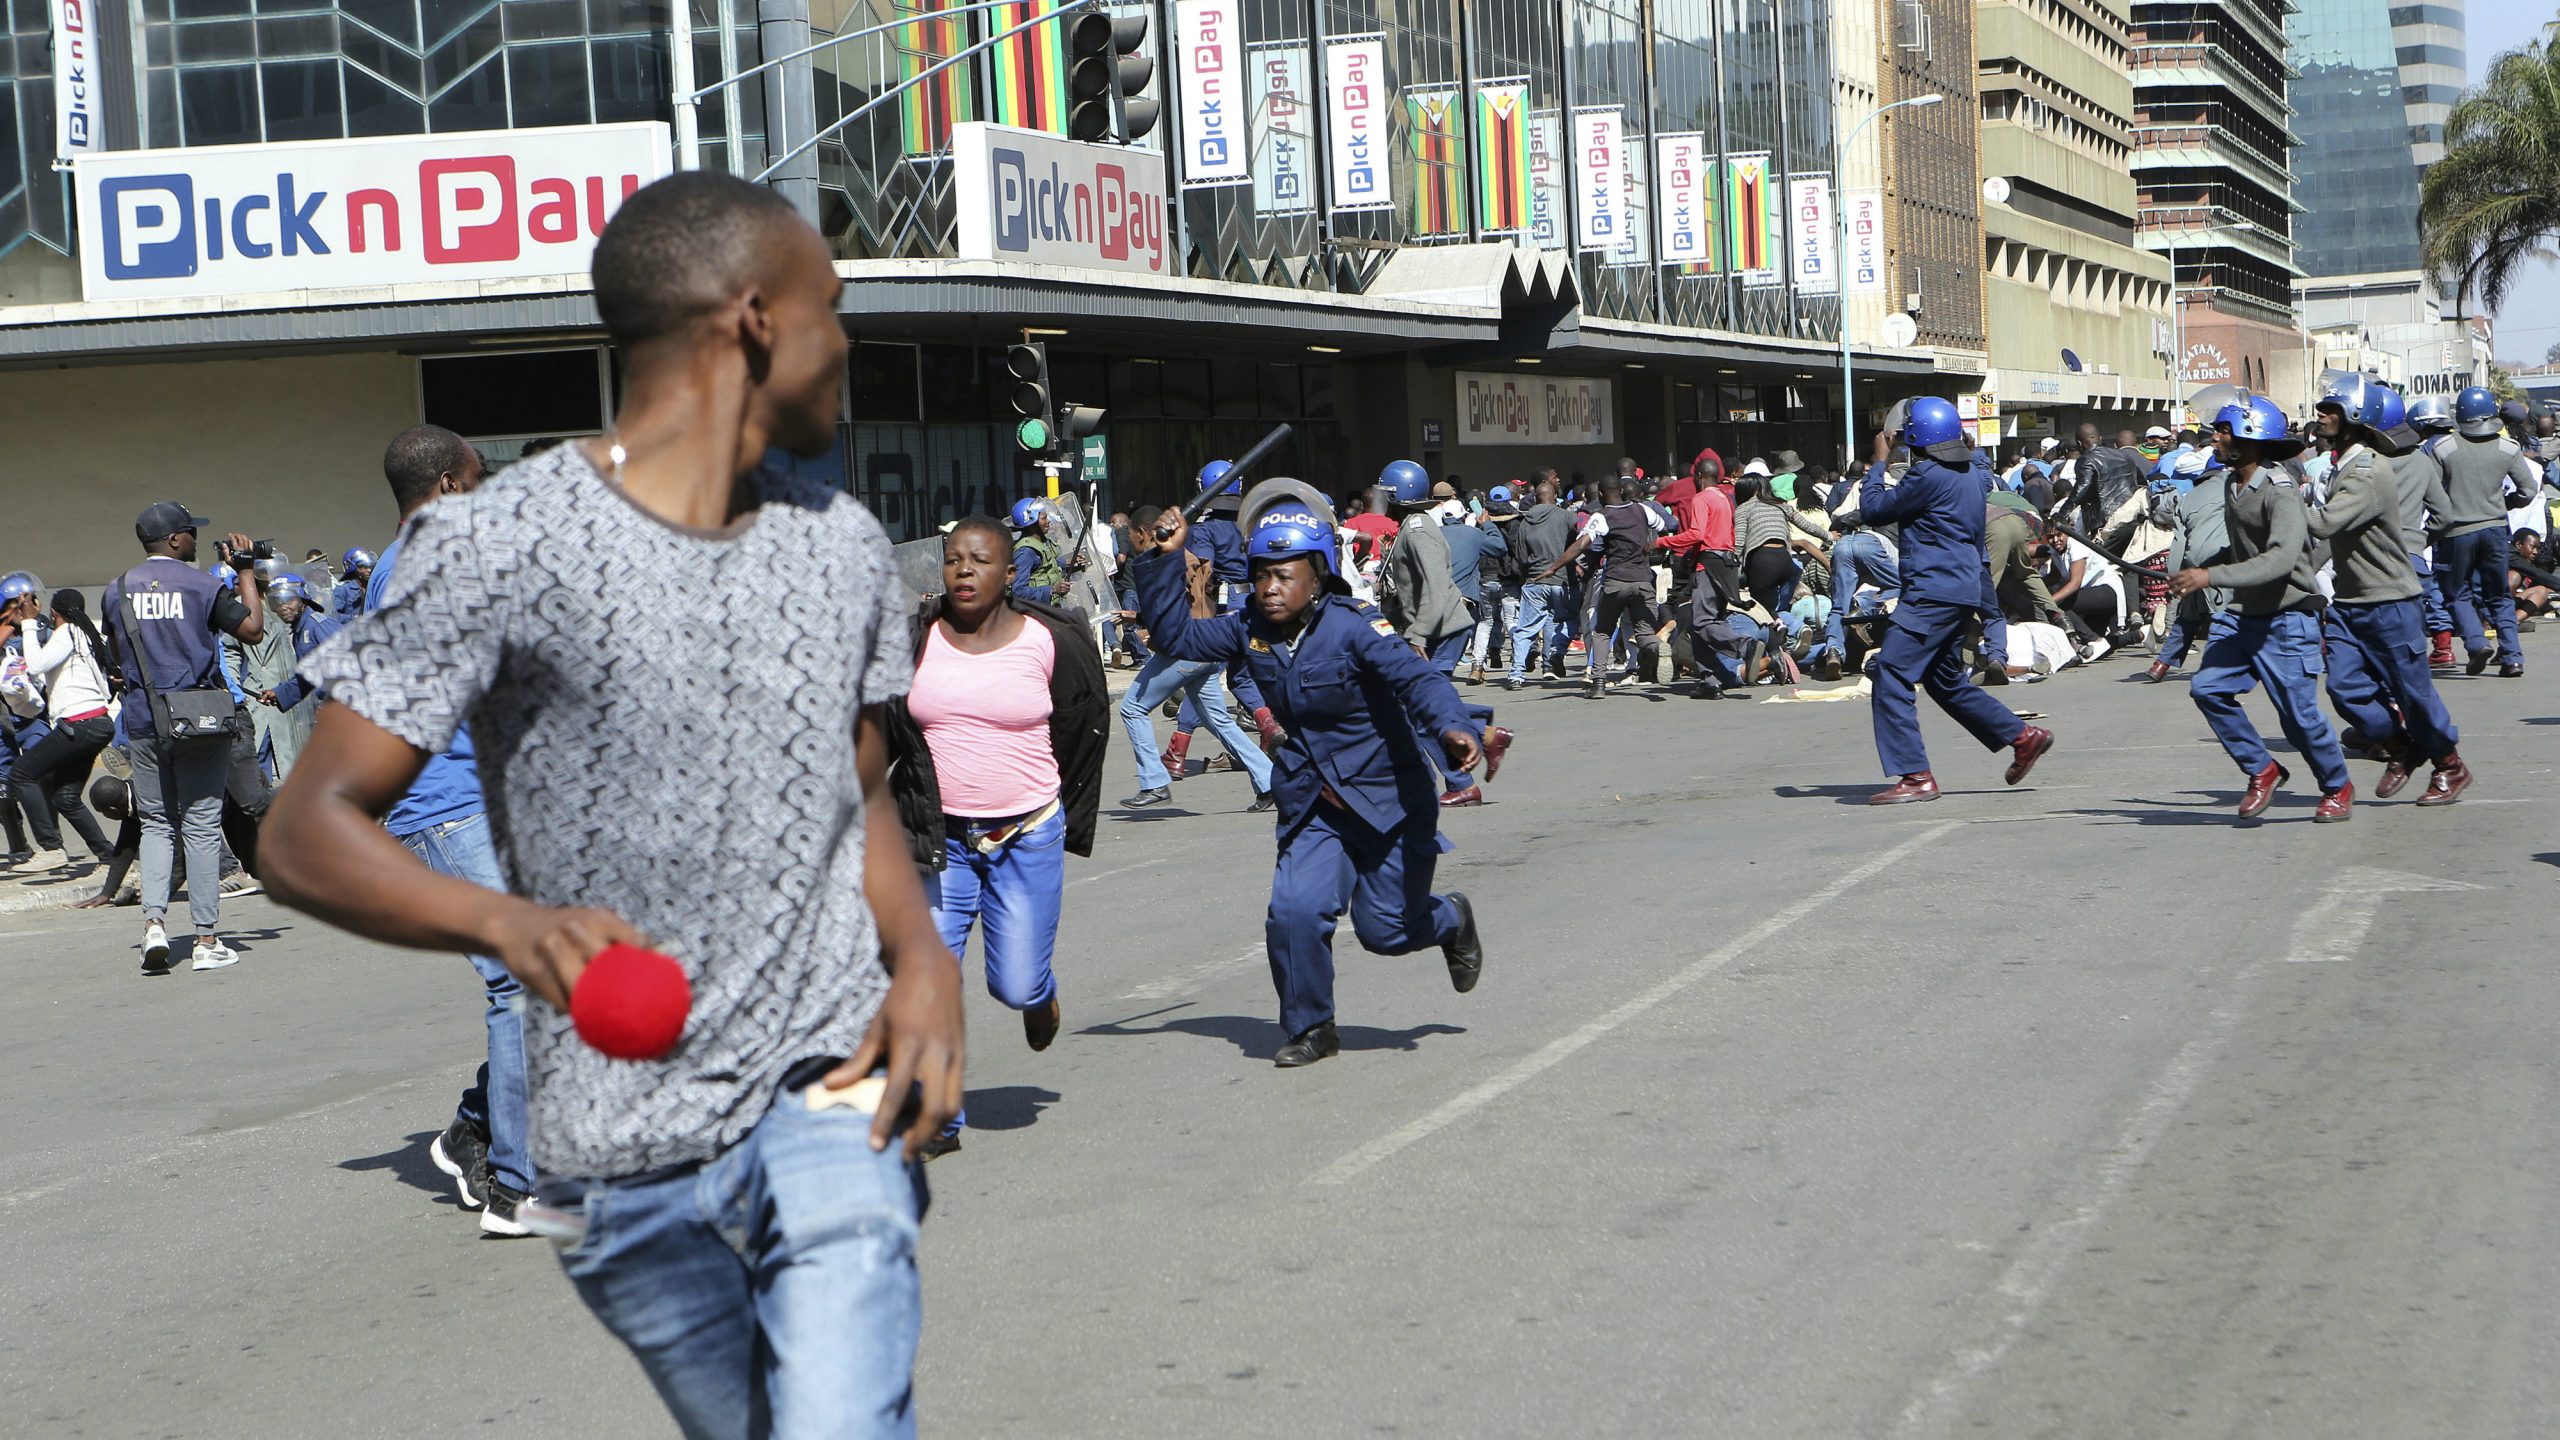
[2287,0,2443,278]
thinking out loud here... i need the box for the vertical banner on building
[896,0,977,155]
[1613,140,1649,263]
[1472,79,1531,237]
[1846,188,1884,294]
[1788,174,1836,294]
[51,0,99,159]
[1324,34,1392,213]
[1528,108,1564,248]
[1404,85,1466,236]
[987,0,1067,133]
[1174,0,1248,187]
[1249,44,1313,216]
[1571,106,1623,252]
[1654,131,1710,266]
[1726,152,1778,285]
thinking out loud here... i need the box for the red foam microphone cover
[570,943,692,1061]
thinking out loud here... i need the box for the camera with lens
[251,539,278,562]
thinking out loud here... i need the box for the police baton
[1156,423,1297,541]
[2046,521,2168,582]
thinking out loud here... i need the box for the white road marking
[2286,866,2483,964]
[1122,943,1265,1002]
[1309,819,1962,1187]
[1067,856,1172,890]
[0,1073,431,1210]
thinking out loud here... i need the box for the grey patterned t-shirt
[306,445,909,1180]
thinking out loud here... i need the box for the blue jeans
[2438,526,2521,665]
[549,1089,928,1440]
[1468,586,1514,668]
[398,812,531,1194]
[1425,625,1495,756]
[927,810,1064,1012]
[1508,582,1569,679]
[2324,600,2459,762]
[1823,533,1902,661]
[2187,609,2349,792]
[1871,598,2023,777]
[1120,654,1272,792]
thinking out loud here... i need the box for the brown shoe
[1024,996,1061,1052]
[1867,772,1940,805]
[2415,755,2471,807]
[2005,725,2054,786]
[2238,760,2287,820]
[2375,753,2417,799]
[2145,659,2171,684]
[2314,781,2354,823]
[1440,786,1485,807]
[1483,727,1515,782]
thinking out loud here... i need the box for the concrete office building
[1975,0,2177,444]
[2130,0,2303,402]
[1877,0,1993,391]
[0,0,1952,588]
[2279,0,2484,407]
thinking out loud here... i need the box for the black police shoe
[1442,893,1484,993]
[1122,787,1172,808]
[1273,1021,1339,1068]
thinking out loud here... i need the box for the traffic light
[1006,342,1054,452]
[1068,11,1156,144]
[1056,403,1107,450]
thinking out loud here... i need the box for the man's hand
[255,689,279,708]
[483,902,651,1013]
[1440,727,1483,774]
[1150,509,1190,555]
[832,941,965,1159]
[2167,566,2213,598]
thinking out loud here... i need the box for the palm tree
[2421,33,2560,313]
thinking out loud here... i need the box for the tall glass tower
[2288,0,2461,278]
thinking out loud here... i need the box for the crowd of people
[1,168,2551,1438]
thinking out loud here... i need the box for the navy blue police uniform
[1856,448,2031,781]
[1135,545,1474,1046]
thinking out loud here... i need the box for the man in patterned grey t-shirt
[265,173,965,1440]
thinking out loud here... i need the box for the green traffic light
[1016,417,1052,451]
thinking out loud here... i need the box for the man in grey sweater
[2305,389,2471,806]
[2169,394,2353,823]
[2435,385,2537,677]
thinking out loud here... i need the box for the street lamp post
[1837,92,1942,470]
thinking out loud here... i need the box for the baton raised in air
[1157,423,1297,540]
[2046,521,2170,581]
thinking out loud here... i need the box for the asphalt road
[5,653,2557,1439]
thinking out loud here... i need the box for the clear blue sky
[2465,0,2560,361]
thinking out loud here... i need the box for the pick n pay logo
[102,174,196,279]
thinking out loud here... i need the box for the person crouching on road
[1837,397,2054,804]
[2169,396,2355,822]
[1134,504,1486,1068]
[885,518,1107,1155]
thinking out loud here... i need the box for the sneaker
[189,939,240,971]
[431,1119,491,1210]
[140,920,172,975]
[16,847,69,874]
[219,870,262,897]
[478,1174,533,1237]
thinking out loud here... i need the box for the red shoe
[2415,755,2471,807]
[1482,727,1515,782]
[2005,725,2054,786]
[1440,786,1485,807]
[2429,632,2455,667]
[2238,760,2288,820]
[1161,731,1192,780]
[2145,659,2171,683]
[1867,773,1940,805]
[2314,781,2354,823]
[2375,751,2417,799]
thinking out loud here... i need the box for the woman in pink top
[885,518,1108,1152]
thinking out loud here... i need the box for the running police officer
[2304,378,2472,806]
[1135,490,1486,1067]
[1842,397,2054,804]
[1008,497,1069,605]
[2170,396,2355,822]
[2433,385,2536,677]
[2401,394,2461,663]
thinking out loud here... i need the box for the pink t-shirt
[907,619,1059,818]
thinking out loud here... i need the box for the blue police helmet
[2408,395,2455,433]
[2220,395,2294,445]
[2454,384,2501,438]
[2373,384,2408,432]
[211,562,238,591]
[1196,460,1241,496]
[342,547,376,572]
[1377,459,1431,505]
[1009,497,1048,530]
[1246,510,1337,576]
[0,570,41,606]
[267,572,316,607]
[1900,396,1964,450]
[2317,373,2389,430]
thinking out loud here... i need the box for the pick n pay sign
[72,122,671,305]
[952,122,1171,278]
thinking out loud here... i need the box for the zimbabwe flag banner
[1472,79,1531,237]
[988,0,1067,133]
[1405,86,1466,237]
[1726,151,1780,285]
[897,0,978,155]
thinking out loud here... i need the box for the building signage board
[1173,0,1248,188]
[1456,370,1615,446]
[1527,108,1564,249]
[1654,131,1710,265]
[52,0,100,160]
[1248,43,1312,216]
[953,121,1171,275]
[72,123,670,304]
[1846,188,1884,295]
[1323,34,1392,213]
[1788,174,1835,295]
[1571,106,1622,252]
